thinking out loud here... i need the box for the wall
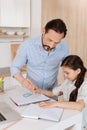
[30,0,41,38]
[42,0,87,68]
[0,0,41,67]
[42,0,87,82]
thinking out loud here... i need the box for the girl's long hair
[61,55,87,101]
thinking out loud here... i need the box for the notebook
[10,93,50,106]
[21,103,63,122]
[0,102,21,125]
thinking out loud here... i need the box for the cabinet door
[0,0,30,27]
[16,0,30,27]
[0,0,16,27]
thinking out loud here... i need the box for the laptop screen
[0,102,21,125]
[0,113,6,122]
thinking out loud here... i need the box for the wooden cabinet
[0,0,30,27]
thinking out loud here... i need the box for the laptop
[0,102,21,125]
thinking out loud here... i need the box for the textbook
[10,93,50,106]
[21,103,63,122]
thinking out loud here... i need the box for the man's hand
[14,72,38,93]
[21,78,38,93]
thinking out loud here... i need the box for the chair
[10,44,26,72]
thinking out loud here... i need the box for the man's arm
[14,72,37,92]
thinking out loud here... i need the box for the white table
[0,77,83,130]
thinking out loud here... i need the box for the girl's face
[61,66,81,81]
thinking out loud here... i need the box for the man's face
[42,29,64,51]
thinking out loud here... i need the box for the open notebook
[21,103,63,122]
[10,93,50,106]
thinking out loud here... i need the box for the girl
[34,55,87,128]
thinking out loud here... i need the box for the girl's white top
[53,78,87,127]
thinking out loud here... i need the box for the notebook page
[21,104,41,119]
[40,107,63,121]
[21,104,63,122]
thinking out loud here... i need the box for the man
[11,19,69,92]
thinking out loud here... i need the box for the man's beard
[43,45,55,51]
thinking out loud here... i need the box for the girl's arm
[34,87,54,98]
[34,86,63,98]
[39,99,85,111]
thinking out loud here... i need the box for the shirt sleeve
[52,79,68,96]
[10,41,28,76]
[77,79,87,105]
[52,86,62,96]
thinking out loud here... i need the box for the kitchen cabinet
[0,0,30,27]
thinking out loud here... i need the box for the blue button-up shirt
[11,36,69,90]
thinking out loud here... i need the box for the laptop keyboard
[0,113,6,121]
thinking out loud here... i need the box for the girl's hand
[39,101,57,108]
[58,91,63,96]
